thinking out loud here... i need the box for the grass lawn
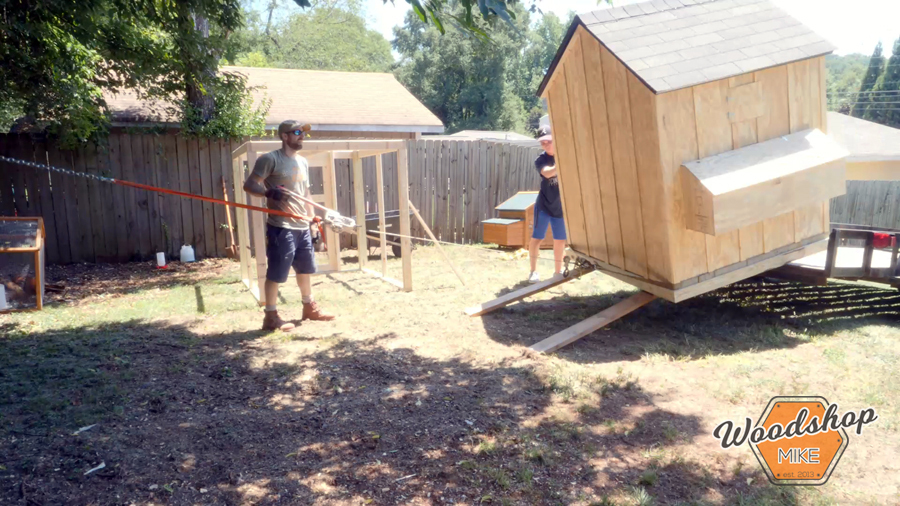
[1,244,898,505]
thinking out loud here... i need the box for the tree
[825,53,869,112]
[865,37,900,127]
[850,42,885,119]
[393,3,532,133]
[226,0,393,72]
[0,0,263,146]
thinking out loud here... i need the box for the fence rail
[0,134,545,264]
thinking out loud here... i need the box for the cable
[372,229,565,265]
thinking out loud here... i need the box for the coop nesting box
[482,191,554,248]
[537,0,848,302]
[0,217,46,312]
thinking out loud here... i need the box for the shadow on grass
[42,259,239,306]
[478,279,899,363]
[0,318,814,505]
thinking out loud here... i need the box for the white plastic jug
[180,245,196,262]
[156,252,166,267]
[0,284,7,310]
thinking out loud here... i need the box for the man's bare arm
[541,165,557,178]
[243,174,267,199]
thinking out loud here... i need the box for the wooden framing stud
[397,147,413,292]
[375,154,388,277]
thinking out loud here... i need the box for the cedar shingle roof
[538,0,835,95]
[105,67,444,133]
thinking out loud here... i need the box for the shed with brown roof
[536,0,849,302]
[105,67,444,139]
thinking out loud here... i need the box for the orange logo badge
[713,396,878,485]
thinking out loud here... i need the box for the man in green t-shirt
[243,120,335,331]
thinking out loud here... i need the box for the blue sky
[361,0,900,56]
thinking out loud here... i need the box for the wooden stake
[410,202,466,287]
[528,291,656,353]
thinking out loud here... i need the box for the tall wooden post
[352,152,367,269]
[375,154,388,277]
[398,145,413,291]
[323,151,340,271]
[248,147,267,305]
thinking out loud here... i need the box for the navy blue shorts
[265,224,317,283]
[532,206,567,241]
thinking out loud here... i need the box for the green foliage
[865,37,900,127]
[226,1,393,72]
[180,72,271,139]
[850,42,885,119]
[825,53,869,113]
[393,4,569,134]
[0,0,256,148]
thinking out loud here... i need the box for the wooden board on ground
[465,267,592,317]
[529,291,657,353]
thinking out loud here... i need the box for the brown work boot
[262,310,295,331]
[302,301,335,321]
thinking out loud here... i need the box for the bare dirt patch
[1,245,898,505]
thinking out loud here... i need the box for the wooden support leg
[323,151,340,271]
[397,146,413,292]
[410,201,466,287]
[352,152,367,270]
[465,267,592,316]
[375,154,388,277]
[529,292,657,354]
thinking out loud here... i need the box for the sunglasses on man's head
[290,129,306,136]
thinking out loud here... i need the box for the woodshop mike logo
[712,396,878,485]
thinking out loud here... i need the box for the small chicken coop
[482,191,554,248]
[469,0,850,353]
[0,217,45,312]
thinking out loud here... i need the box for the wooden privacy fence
[0,134,545,264]
[406,138,545,245]
[830,181,900,231]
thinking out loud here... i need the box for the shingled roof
[106,67,444,133]
[538,0,836,95]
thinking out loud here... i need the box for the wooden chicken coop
[0,217,45,312]
[469,0,849,352]
[482,191,554,248]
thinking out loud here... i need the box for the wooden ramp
[464,267,592,317]
[528,292,657,353]
[466,267,657,353]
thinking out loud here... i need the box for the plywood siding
[755,65,796,253]
[692,80,742,271]
[581,29,625,268]
[600,45,648,278]
[543,26,659,280]
[564,30,609,263]
[656,88,709,283]
[545,52,590,255]
[787,57,829,243]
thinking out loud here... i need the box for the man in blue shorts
[243,120,335,331]
[528,125,567,283]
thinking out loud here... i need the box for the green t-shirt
[251,149,310,230]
